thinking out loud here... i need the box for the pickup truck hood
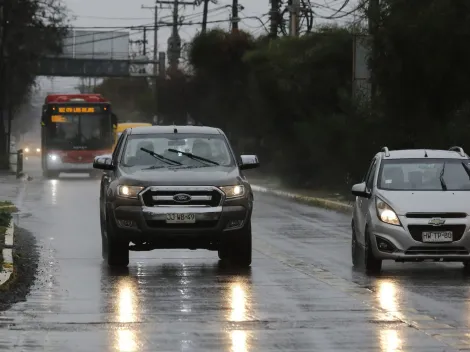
[379,190,470,215]
[118,165,243,187]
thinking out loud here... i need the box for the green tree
[370,0,470,148]
[0,0,69,167]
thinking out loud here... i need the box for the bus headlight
[36,148,41,152]
[24,147,30,153]
[48,154,59,162]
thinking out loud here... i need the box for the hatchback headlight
[376,198,400,226]
[220,185,245,199]
[117,185,144,199]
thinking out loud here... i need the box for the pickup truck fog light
[376,235,396,253]
[117,220,137,228]
[226,220,244,229]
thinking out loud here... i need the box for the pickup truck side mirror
[93,155,114,170]
[239,155,260,170]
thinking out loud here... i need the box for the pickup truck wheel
[219,221,252,267]
[105,214,129,267]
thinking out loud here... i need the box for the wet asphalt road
[2,157,470,351]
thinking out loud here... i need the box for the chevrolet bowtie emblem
[428,218,445,226]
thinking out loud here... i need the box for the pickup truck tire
[218,221,252,267]
[105,214,129,267]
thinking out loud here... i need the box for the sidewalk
[247,174,353,213]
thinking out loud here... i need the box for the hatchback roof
[379,148,468,160]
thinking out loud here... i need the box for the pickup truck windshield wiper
[167,148,219,165]
[140,147,182,165]
[439,162,447,191]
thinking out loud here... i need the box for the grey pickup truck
[93,125,260,268]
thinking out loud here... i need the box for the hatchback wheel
[364,230,382,274]
[351,225,360,267]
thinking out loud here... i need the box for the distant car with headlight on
[351,146,470,274]
[22,143,41,156]
[93,125,260,268]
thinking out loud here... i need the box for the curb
[0,219,14,287]
[251,185,353,213]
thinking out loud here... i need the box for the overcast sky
[33,0,358,99]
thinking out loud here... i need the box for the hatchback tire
[351,224,360,267]
[364,230,382,274]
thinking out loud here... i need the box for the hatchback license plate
[422,231,453,242]
[166,213,196,223]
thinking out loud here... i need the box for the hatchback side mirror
[93,155,114,170]
[351,182,371,198]
[239,155,260,170]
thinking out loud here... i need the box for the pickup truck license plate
[166,213,196,224]
[422,231,453,243]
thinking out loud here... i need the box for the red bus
[40,94,117,178]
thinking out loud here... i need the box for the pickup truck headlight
[220,185,245,199]
[117,185,144,198]
[376,198,400,226]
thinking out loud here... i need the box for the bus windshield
[45,114,113,149]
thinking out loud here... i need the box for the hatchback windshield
[378,158,470,191]
[122,133,234,167]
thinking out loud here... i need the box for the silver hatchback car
[351,146,470,273]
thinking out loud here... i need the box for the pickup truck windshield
[122,133,235,167]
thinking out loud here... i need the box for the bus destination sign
[58,107,96,113]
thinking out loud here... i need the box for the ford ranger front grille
[140,186,224,207]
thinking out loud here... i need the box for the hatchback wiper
[439,162,447,191]
[167,148,219,165]
[462,162,470,180]
[140,147,182,165]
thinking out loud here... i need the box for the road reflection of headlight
[380,329,401,352]
[228,281,250,352]
[115,277,139,352]
[377,281,401,351]
[50,179,57,205]
[378,281,398,313]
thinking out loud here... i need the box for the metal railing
[9,149,23,178]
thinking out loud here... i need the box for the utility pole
[269,0,280,38]
[368,0,380,102]
[142,2,163,124]
[155,0,193,71]
[231,0,239,32]
[289,0,300,36]
[129,26,148,55]
[202,0,209,33]
[141,2,159,76]
[141,26,147,55]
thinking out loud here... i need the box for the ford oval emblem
[173,193,192,203]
